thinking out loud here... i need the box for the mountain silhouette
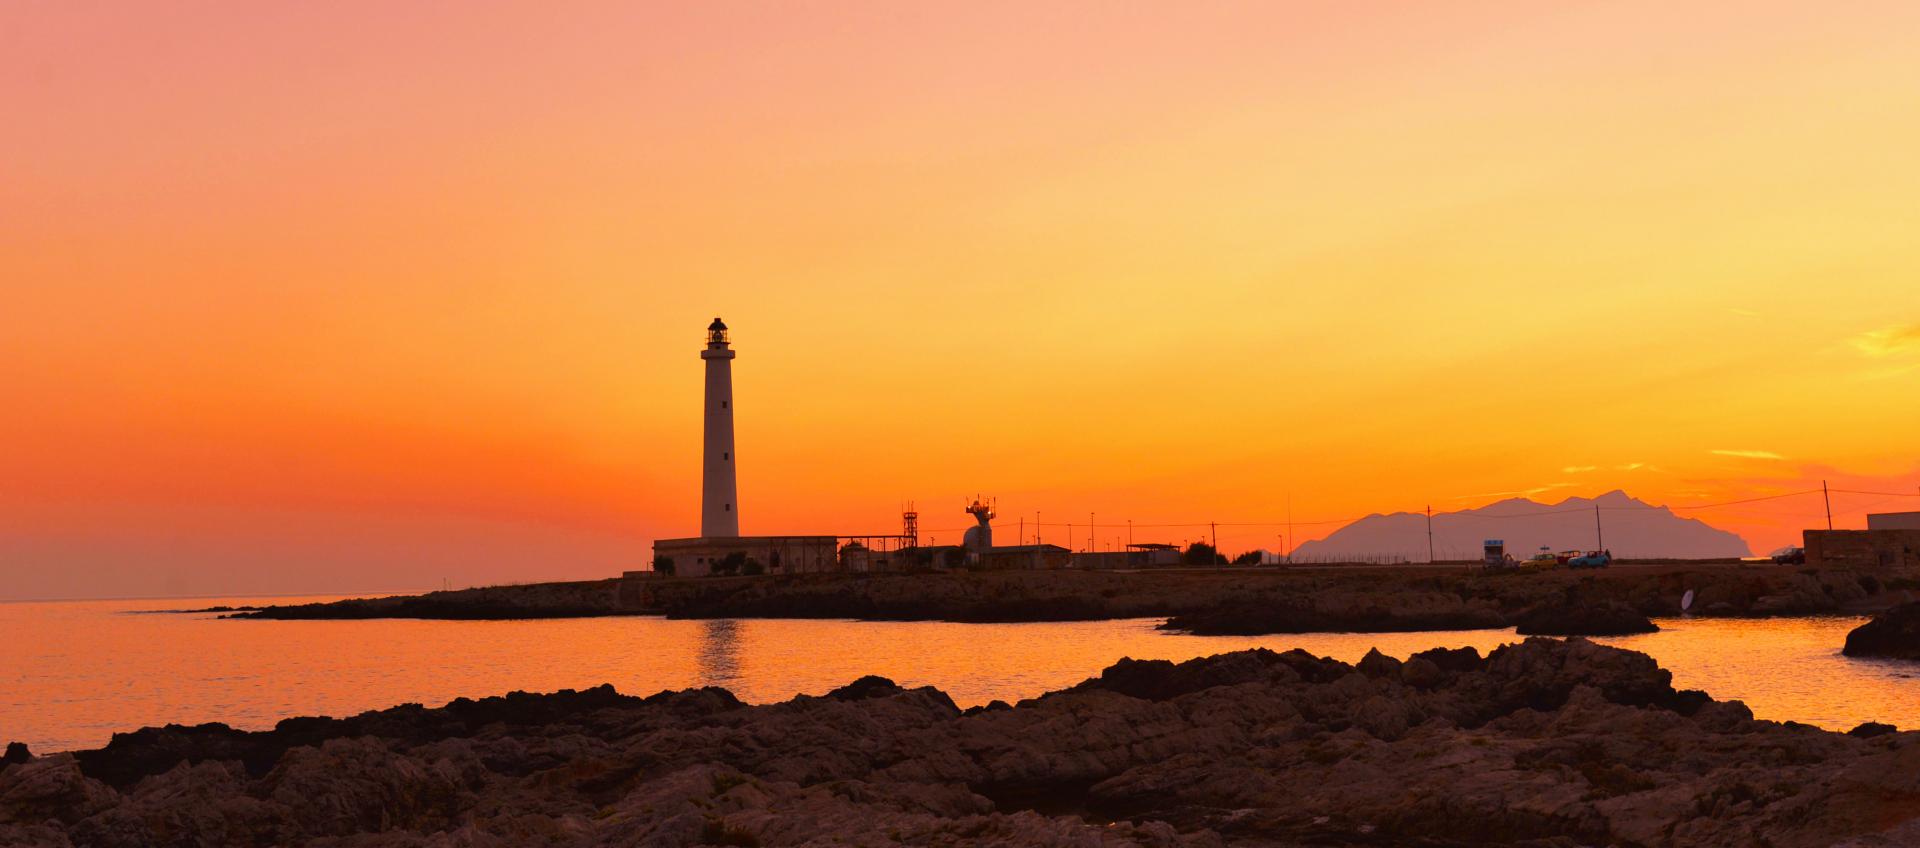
[1292,490,1752,562]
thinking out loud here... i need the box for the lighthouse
[701,317,740,537]
[648,317,872,577]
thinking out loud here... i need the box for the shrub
[1184,542,1227,566]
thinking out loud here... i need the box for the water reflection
[696,619,743,689]
[8,597,1920,752]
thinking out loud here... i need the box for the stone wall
[1805,529,1920,568]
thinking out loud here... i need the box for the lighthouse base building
[650,536,836,577]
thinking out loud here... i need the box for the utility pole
[1210,521,1218,563]
[1425,505,1435,564]
[1127,519,1133,550]
[1091,512,1096,554]
[1824,480,1834,530]
[1035,511,1041,569]
[1286,494,1294,565]
[1594,503,1604,551]
[1018,517,1024,546]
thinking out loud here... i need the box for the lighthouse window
[723,452,729,460]
[721,401,728,408]
[725,503,731,511]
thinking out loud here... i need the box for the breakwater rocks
[228,564,1918,635]
[1843,601,1920,659]
[7,639,1920,846]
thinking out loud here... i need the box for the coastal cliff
[6,639,1920,846]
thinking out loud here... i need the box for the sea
[5,595,1918,753]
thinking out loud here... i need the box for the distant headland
[222,561,1916,635]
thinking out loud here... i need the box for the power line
[1660,490,1824,511]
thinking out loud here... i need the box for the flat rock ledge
[6,639,1920,847]
[1844,601,1920,659]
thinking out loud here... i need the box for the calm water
[4,596,1918,752]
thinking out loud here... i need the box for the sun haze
[6,2,1919,599]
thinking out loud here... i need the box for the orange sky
[5,2,1920,599]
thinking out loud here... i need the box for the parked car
[1770,546,1806,565]
[1567,550,1612,569]
[1522,549,1559,569]
[1557,550,1581,565]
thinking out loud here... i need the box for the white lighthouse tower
[700,317,740,537]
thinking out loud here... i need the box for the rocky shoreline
[225,564,1919,636]
[7,639,1920,846]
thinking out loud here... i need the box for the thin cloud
[1458,483,1577,500]
[1562,465,1597,473]
[1617,462,1646,471]
[1851,324,1920,357]
[1852,360,1920,382]
[1711,449,1784,460]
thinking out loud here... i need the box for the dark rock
[1843,602,1920,659]
[1410,645,1485,672]
[1514,600,1658,636]
[1356,648,1403,679]
[1,742,29,770]
[70,683,657,789]
[825,675,903,700]
[1663,688,1714,717]
[1402,657,1446,689]
[1071,649,1296,701]
[1848,722,1898,738]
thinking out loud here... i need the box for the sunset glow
[7,2,1920,598]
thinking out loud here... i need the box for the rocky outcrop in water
[1512,585,1660,636]
[6,639,1920,846]
[1843,601,1920,659]
[1514,598,1658,635]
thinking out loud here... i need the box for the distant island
[1293,490,1752,561]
